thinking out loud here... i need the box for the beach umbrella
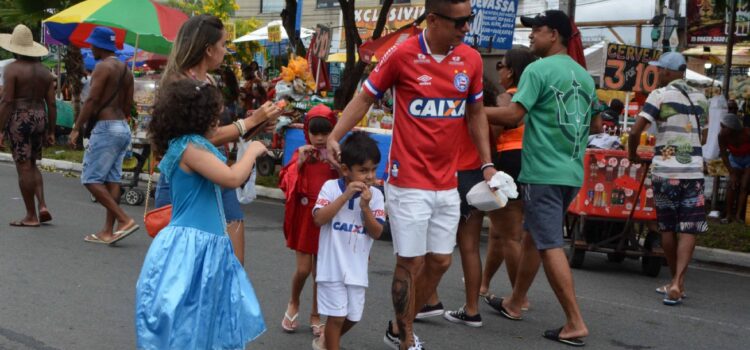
[234,20,315,43]
[44,0,187,56]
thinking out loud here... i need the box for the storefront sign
[603,44,661,93]
[687,0,750,45]
[313,25,332,60]
[341,4,425,48]
[465,0,518,50]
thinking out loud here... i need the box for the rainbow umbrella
[43,0,187,55]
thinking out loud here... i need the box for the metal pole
[723,0,737,100]
[131,34,140,72]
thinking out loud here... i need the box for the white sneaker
[407,334,425,350]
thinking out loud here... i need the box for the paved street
[1,162,749,350]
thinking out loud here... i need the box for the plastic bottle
[640,132,648,146]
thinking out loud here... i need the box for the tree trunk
[281,0,306,57]
[63,45,85,120]
[334,0,393,110]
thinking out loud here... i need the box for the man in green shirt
[486,10,593,347]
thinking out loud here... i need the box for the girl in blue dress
[135,79,268,349]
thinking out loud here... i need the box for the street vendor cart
[565,148,665,276]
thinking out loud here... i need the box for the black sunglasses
[431,12,476,29]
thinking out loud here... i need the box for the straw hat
[0,24,49,57]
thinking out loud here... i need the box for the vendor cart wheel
[641,256,663,277]
[256,155,275,177]
[607,253,626,263]
[124,189,145,206]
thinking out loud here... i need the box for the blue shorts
[81,120,130,184]
[154,177,244,223]
[729,154,750,169]
[522,184,580,250]
[652,177,708,234]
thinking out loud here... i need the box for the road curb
[693,246,750,269]
[0,152,285,200]
[3,153,748,267]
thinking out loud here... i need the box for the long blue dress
[135,135,265,349]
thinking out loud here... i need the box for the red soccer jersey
[456,121,482,171]
[364,31,484,190]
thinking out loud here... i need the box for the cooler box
[568,149,656,221]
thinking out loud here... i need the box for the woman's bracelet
[233,120,246,136]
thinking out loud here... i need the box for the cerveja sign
[603,44,661,93]
[466,0,518,50]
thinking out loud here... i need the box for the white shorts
[385,184,460,257]
[317,281,366,322]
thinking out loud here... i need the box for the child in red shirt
[278,104,339,336]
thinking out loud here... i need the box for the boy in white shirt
[312,132,385,350]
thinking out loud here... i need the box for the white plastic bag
[236,138,258,204]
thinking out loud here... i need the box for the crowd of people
[2,0,750,349]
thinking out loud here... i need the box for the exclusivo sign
[340,4,425,48]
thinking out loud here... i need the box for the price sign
[603,44,661,93]
[268,24,282,43]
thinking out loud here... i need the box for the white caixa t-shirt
[314,179,385,287]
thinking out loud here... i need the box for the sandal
[281,311,299,332]
[311,323,325,337]
[479,291,492,305]
[655,285,686,299]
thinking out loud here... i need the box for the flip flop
[38,210,52,223]
[479,291,492,305]
[109,223,139,245]
[311,323,325,337]
[655,285,687,298]
[543,327,586,347]
[663,297,683,306]
[311,337,326,350]
[488,297,522,321]
[84,234,111,244]
[9,220,40,227]
[281,312,299,332]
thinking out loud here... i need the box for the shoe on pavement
[383,320,400,350]
[443,306,483,327]
[408,334,426,350]
[415,302,444,319]
[383,321,426,350]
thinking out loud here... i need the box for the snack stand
[565,148,664,276]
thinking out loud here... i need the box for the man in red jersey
[326,1,495,348]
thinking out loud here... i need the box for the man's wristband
[480,162,494,172]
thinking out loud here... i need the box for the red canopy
[568,19,586,69]
[359,24,421,63]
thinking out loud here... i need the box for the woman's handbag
[143,158,171,238]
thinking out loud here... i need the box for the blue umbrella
[81,43,143,71]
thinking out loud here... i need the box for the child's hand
[298,145,316,164]
[345,181,366,199]
[359,185,372,209]
[248,141,268,158]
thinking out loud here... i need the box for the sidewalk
[2,152,749,270]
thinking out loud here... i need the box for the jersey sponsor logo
[417,74,432,86]
[414,53,430,64]
[372,209,386,218]
[333,222,366,234]
[408,98,466,118]
[316,198,330,207]
[551,72,593,160]
[449,55,464,66]
[453,71,469,92]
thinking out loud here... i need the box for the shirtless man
[0,24,56,227]
[69,27,138,244]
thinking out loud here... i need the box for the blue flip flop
[663,297,683,306]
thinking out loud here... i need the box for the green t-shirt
[512,54,596,187]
